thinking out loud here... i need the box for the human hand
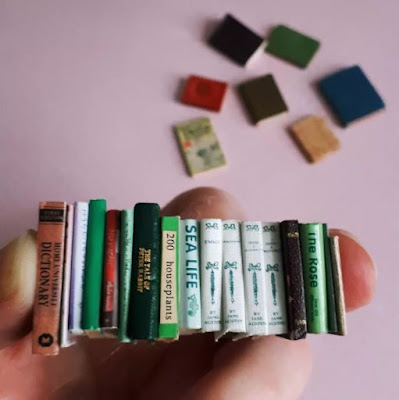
[0,187,376,400]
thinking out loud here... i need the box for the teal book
[300,223,328,333]
[128,203,161,340]
[82,199,107,334]
[159,216,180,340]
[118,210,134,342]
[323,224,338,333]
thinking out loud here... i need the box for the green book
[266,25,320,68]
[118,210,134,342]
[128,203,161,340]
[323,224,338,333]
[159,216,180,340]
[82,199,107,333]
[299,223,328,333]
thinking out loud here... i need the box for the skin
[0,187,376,400]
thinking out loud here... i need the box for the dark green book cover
[128,203,161,340]
[323,224,338,333]
[82,199,107,332]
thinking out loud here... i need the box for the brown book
[32,201,67,355]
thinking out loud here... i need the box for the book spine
[101,210,120,334]
[200,219,223,332]
[179,219,201,332]
[300,223,328,333]
[330,236,347,336]
[159,216,180,340]
[118,209,134,342]
[60,204,74,347]
[32,201,67,355]
[280,220,307,340]
[217,220,246,340]
[262,222,288,335]
[128,203,161,340]
[241,221,268,336]
[82,199,107,333]
[69,202,88,335]
[323,224,338,333]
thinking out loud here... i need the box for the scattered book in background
[174,117,227,176]
[32,199,347,355]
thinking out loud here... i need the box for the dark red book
[181,75,228,112]
[101,210,120,333]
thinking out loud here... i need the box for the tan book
[32,201,67,355]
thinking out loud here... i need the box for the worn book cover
[159,216,180,340]
[69,202,88,335]
[280,220,307,340]
[32,201,67,355]
[118,209,134,342]
[262,222,288,335]
[101,210,120,336]
[217,220,246,340]
[200,219,223,332]
[179,219,202,333]
[82,199,107,336]
[175,117,227,176]
[241,221,268,337]
[300,223,328,333]
[128,203,161,340]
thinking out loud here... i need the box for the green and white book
[262,222,288,335]
[216,220,246,340]
[118,210,134,342]
[241,221,268,337]
[200,219,223,332]
[179,219,202,333]
[159,216,180,340]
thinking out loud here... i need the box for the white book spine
[241,221,268,336]
[179,219,201,332]
[262,222,288,335]
[216,220,246,340]
[200,219,223,332]
[60,204,74,347]
[69,201,89,335]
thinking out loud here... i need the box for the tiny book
[174,117,226,176]
[238,74,288,125]
[181,75,228,112]
[208,14,265,67]
[266,25,320,68]
[318,65,385,127]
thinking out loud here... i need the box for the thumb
[0,230,36,348]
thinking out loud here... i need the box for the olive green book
[128,203,161,340]
[118,210,134,342]
[159,216,180,340]
[323,224,338,333]
[82,199,107,335]
[300,223,328,333]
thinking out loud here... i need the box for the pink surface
[0,0,397,397]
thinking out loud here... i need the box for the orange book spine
[32,201,67,355]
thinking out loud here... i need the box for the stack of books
[32,200,347,355]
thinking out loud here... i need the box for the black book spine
[280,220,307,340]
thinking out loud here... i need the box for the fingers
[0,230,36,348]
[330,229,376,312]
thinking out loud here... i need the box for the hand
[0,187,376,400]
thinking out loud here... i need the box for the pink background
[0,0,397,397]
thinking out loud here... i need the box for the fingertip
[162,187,245,220]
[330,229,376,312]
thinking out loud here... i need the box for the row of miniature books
[32,200,347,355]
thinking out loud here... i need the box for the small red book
[181,75,228,112]
[102,210,120,333]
